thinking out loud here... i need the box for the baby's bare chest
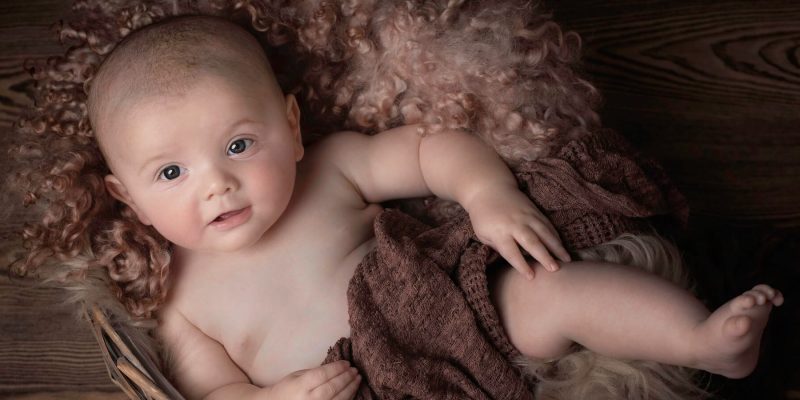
[228,232,378,386]
[175,175,383,385]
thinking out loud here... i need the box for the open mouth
[209,206,252,229]
[214,208,245,222]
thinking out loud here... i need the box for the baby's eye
[158,165,183,181]
[227,138,253,155]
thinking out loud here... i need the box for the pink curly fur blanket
[322,127,689,398]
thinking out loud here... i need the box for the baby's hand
[266,360,361,400]
[464,186,571,280]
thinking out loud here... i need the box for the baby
[86,15,782,400]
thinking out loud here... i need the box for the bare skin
[489,262,783,379]
[164,139,384,386]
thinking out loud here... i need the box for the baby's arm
[319,125,570,278]
[417,127,572,277]
[156,304,260,399]
[157,305,359,400]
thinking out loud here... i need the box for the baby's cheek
[249,165,293,209]
[149,205,203,248]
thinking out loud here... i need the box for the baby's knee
[489,261,565,307]
[516,332,575,360]
[489,262,574,359]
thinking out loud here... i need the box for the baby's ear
[285,93,304,162]
[104,175,152,225]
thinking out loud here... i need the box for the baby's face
[99,75,303,253]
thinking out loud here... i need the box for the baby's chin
[166,225,268,255]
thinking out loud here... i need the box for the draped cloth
[323,128,689,399]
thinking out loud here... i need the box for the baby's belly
[241,236,378,386]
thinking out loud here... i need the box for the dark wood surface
[0,0,126,398]
[556,0,800,226]
[1,1,798,399]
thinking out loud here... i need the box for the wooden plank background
[0,0,126,398]
[556,0,800,225]
[1,1,798,399]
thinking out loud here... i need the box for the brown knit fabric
[323,128,688,398]
[324,210,532,399]
[517,128,689,250]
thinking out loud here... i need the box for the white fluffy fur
[519,233,712,399]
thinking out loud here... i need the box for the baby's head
[88,15,304,254]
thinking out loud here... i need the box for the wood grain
[0,0,68,125]
[555,0,800,225]
[0,0,119,396]
[0,273,119,393]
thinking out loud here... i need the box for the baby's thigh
[488,262,574,359]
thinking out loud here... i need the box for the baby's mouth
[213,207,246,223]
[208,206,253,230]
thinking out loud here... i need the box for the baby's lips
[208,206,246,224]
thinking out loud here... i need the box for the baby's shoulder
[301,130,372,202]
[157,251,213,319]
[154,260,219,340]
[304,130,366,168]
[301,125,426,205]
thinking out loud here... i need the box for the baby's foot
[692,284,784,378]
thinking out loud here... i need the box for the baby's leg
[488,261,783,378]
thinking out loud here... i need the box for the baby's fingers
[527,210,571,263]
[309,365,360,400]
[303,361,351,389]
[495,238,535,280]
[332,372,361,400]
[516,229,559,273]
[527,221,570,265]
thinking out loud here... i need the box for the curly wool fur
[5,1,707,398]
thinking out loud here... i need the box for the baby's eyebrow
[223,118,260,137]
[138,151,172,175]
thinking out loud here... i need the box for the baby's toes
[723,314,752,338]
[747,289,768,306]
[752,284,776,299]
[750,284,783,306]
[772,290,785,306]
[732,293,757,311]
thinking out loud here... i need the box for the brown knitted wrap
[521,127,689,250]
[324,211,532,399]
[394,127,689,251]
[323,127,688,398]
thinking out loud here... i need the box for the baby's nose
[204,168,239,200]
